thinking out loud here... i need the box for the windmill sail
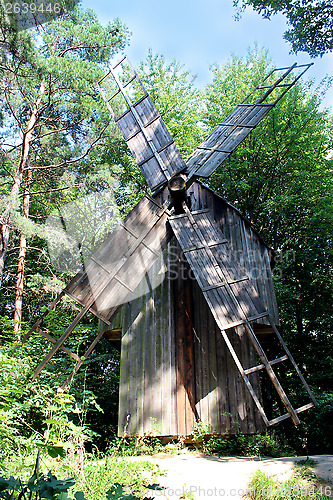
[20,194,172,383]
[186,63,313,179]
[64,194,172,322]
[97,57,186,191]
[169,209,269,330]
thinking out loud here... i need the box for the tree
[0,7,129,333]
[139,50,204,158]
[234,0,333,56]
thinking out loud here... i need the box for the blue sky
[81,0,333,111]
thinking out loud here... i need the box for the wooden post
[268,317,317,405]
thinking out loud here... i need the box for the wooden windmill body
[21,58,317,437]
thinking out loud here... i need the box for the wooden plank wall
[118,246,178,436]
[118,239,265,437]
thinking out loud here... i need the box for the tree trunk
[13,169,32,339]
[0,81,45,285]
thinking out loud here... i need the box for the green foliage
[281,391,333,455]
[0,325,107,465]
[107,434,182,457]
[234,0,333,56]
[192,425,293,457]
[74,459,160,500]
[139,50,204,158]
[0,465,161,500]
[247,463,331,499]
[0,3,130,326]
[0,472,76,500]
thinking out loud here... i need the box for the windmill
[19,57,317,437]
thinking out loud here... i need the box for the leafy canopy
[234,0,333,56]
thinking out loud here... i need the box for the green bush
[192,423,294,457]
[107,435,166,457]
[0,472,78,500]
[0,470,161,500]
[75,457,160,499]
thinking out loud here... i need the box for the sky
[80,0,333,112]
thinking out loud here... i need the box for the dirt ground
[136,453,333,499]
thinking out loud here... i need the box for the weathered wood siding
[118,240,265,437]
[118,248,177,436]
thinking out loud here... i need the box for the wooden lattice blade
[168,208,317,426]
[185,63,312,180]
[185,103,273,179]
[24,194,172,382]
[97,57,186,191]
[168,209,268,330]
[64,194,172,323]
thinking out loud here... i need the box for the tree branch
[4,87,24,135]
[58,43,112,57]
[1,163,15,182]
[19,186,71,197]
[28,123,110,171]
[31,119,83,142]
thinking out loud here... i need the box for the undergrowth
[192,422,294,457]
[0,452,161,500]
[74,456,161,499]
[107,434,183,457]
[247,459,332,499]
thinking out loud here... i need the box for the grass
[73,456,161,499]
[1,432,328,499]
[0,449,162,500]
[107,434,184,457]
[247,460,332,499]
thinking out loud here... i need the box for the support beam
[62,304,123,388]
[31,303,91,381]
[38,329,81,363]
[13,290,66,349]
[269,317,317,406]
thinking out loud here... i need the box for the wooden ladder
[220,318,317,426]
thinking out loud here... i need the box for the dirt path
[136,453,333,499]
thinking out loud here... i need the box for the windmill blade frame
[185,62,313,179]
[97,56,187,191]
[18,193,172,382]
